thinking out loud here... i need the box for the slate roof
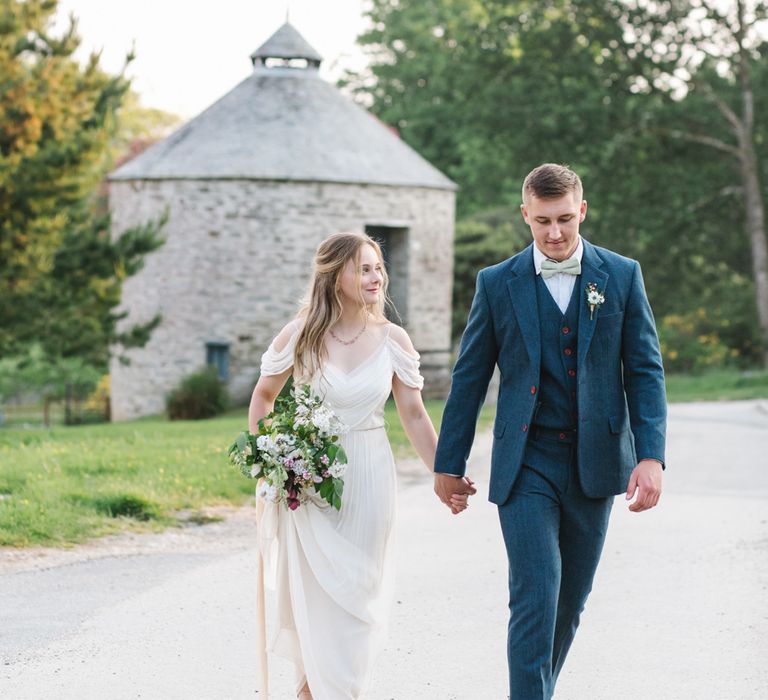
[110,23,456,191]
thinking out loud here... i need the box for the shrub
[68,492,163,521]
[658,310,736,374]
[166,367,229,420]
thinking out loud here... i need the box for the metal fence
[0,386,110,428]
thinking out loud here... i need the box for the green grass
[665,368,768,403]
[0,414,252,547]
[0,399,495,548]
[6,365,767,549]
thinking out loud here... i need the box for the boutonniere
[585,282,605,320]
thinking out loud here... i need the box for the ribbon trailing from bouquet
[254,494,279,698]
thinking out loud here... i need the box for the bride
[248,232,475,699]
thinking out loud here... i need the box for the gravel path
[2,400,767,699]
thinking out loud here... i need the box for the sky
[55,0,370,119]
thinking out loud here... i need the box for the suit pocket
[598,309,624,320]
[609,414,629,434]
[493,420,508,439]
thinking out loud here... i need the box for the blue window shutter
[205,343,230,380]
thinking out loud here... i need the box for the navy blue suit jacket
[435,240,667,505]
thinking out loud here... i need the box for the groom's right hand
[434,473,477,514]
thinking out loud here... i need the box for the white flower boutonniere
[585,282,605,320]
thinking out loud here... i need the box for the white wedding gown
[258,322,424,699]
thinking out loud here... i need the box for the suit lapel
[577,240,609,370]
[506,245,541,368]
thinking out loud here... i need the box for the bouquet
[228,384,348,511]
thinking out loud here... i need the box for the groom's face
[521,192,587,262]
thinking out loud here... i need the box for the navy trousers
[498,445,613,700]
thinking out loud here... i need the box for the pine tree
[0,0,164,377]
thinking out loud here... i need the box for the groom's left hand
[625,459,663,512]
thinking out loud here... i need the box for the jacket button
[564,348,573,356]
[559,432,566,440]
[530,386,536,394]
[562,327,570,334]
[568,369,576,377]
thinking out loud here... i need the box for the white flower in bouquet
[328,461,347,479]
[256,434,277,455]
[293,457,307,471]
[256,480,280,503]
[312,408,332,436]
[311,405,348,438]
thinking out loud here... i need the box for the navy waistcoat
[522,274,581,470]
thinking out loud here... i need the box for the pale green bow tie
[540,257,581,279]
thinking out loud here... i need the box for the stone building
[109,23,456,420]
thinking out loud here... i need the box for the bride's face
[337,243,384,309]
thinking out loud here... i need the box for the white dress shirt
[532,236,584,314]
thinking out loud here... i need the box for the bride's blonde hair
[294,232,390,379]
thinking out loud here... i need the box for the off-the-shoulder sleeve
[260,322,299,376]
[388,334,425,389]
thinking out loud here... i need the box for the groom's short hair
[523,163,583,203]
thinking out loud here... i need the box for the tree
[0,0,164,377]
[349,0,767,364]
[452,207,529,339]
[347,0,645,216]
[107,89,182,175]
[583,0,768,365]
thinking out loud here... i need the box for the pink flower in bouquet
[288,499,300,511]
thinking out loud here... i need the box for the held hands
[625,459,663,512]
[434,473,477,515]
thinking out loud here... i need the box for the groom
[434,163,667,699]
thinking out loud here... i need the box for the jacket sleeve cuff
[638,457,666,470]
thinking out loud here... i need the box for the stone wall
[109,179,455,420]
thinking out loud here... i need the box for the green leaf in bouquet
[249,464,264,480]
[317,479,334,506]
[335,446,348,465]
[331,478,344,511]
[317,477,334,505]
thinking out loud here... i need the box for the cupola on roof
[110,22,456,191]
[250,21,323,67]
